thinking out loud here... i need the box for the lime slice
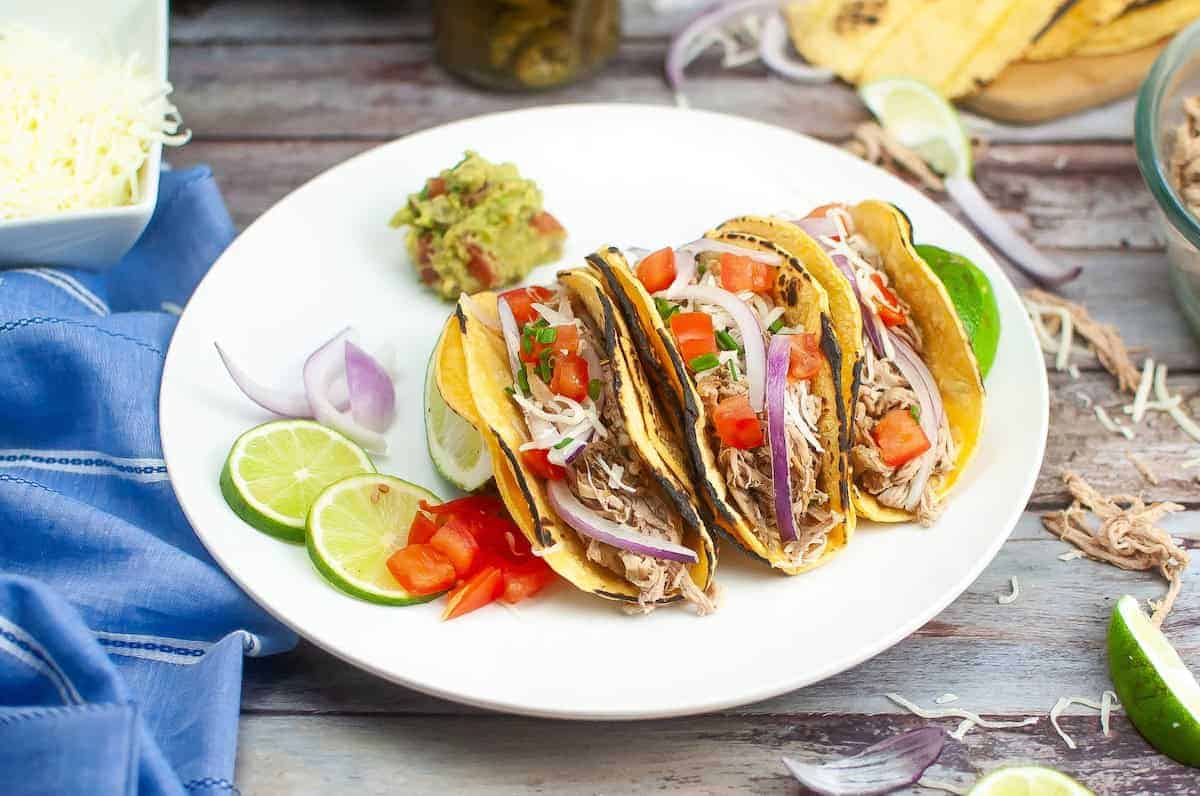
[969,766,1093,796]
[1109,594,1200,766]
[220,419,375,543]
[425,345,492,491]
[916,243,1000,378]
[306,473,444,605]
[859,77,973,179]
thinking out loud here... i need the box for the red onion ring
[344,340,396,432]
[887,333,944,511]
[214,342,310,417]
[758,12,833,83]
[765,334,797,542]
[303,328,387,453]
[546,480,698,563]
[666,0,780,96]
[945,176,1081,287]
[828,251,887,357]
[666,248,697,294]
[669,284,767,412]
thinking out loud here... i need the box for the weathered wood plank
[242,516,1199,718]
[234,712,1197,795]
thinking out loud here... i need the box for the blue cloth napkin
[0,167,297,796]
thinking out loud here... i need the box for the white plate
[161,104,1047,720]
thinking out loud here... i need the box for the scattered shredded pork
[1170,95,1200,219]
[843,122,946,193]
[1041,471,1189,626]
[1023,289,1140,393]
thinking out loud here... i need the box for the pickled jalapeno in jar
[435,0,619,91]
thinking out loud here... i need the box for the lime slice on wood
[1109,594,1200,767]
[306,474,445,605]
[916,243,1001,378]
[220,419,375,543]
[859,77,972,179]
[426,343,492,491]
[969,766,1093,796]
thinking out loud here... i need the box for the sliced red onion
[765,334,797,542]
[496,296,523,379]
[888,334,944,511]
[945,176,1081,287]
[758,12,833,83]
[827,249,887,358]
[678,238,783,266]
[344,340,395,432]
[782,728,946,796]
[666,0,780,96]
[547,428,593,466]
[459,291,501,332]
[214,342,310,417]
[303,328,387,453]
[665,248,697,294]
[794,216,840,240]
[669,285,766,412]
[546,480,698,563]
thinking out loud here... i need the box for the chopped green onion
[538,358,553,382]
[538,326,558,344]
[520,332,533,355]
[715,329,742,353]
[588,378,602,401]
[553,436,574,450]
[655,297,680,321]
[728,359,740,380]
[504,386,515,397]
[516,366,530,397]
[689,353,720,372]
[909,404,921,422]
[768,317,785,334]
[532,318,550,328]
[697,263,707,276]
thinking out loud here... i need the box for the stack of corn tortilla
[787,0,1200,100]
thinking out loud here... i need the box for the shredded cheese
[935,693,960,705]
[997,576,1019,605]
[1131,358,1155,423]
[1050,694,1121,750]
[885,693,1039,731]
[950,718,975,740]
[0,27,189,220]
[1058,549,1085,561]
[1093,405,1134,439]
[1127,453,1160,486]
[1154,363,1200,443]
[531,541,562,558]
[1101,690,1119,737]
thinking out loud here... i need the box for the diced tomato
[549,353,590,401]
[712,394,763,449]
[420,494,507,519]
[530,211,564,235]
[719,253,776,294]
[636,247,676,293]
[876,304,907,327]
[501,559,555,604]
[501,286,555,327]
[872,407,931,467]
[520,324,580,363]
[471,517,533,563]
[429,519,481,578]
[788,332,823,382]
[670,311,717,364]
[467,245,496,289]
[870,273,899,308]
[426,177,446,198]
[407,511,438,545]
[443,566,505,620]
[386,544,456,596]
[416,234,434,266]
[521,448,567,480]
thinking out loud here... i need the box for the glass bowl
[1135,19,1200,339]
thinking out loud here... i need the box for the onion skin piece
[302,328,387,453]
[546,480,698,563]
[765,334,797,542]
[782,727,946,796]
[344,340,396,433]
[214,342,310,417]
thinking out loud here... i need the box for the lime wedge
[220,419,375,543]
[306,473,444,605]
[425,345,492,491]
[915,243,1000,378]
[859,77,973,179]
[1109,594,1200,766]
[969,766,1093,796]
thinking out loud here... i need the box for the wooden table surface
[168,2,1199,792]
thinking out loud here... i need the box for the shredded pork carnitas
[843,122,946,193]
[1170,95,1200,219]
[1023,289,1140,393]
[1041,471,1190,626]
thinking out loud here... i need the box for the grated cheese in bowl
[0,26,189,221]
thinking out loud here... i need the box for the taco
[591,233,854,575]
[442,265,717,613]
[715,202,985,526]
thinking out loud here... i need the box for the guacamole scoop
[390,151,566,299]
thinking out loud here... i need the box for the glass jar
[434,0,619,91]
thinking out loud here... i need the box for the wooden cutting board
[963,39,1168,123]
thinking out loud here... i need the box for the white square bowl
[0,0,168,270]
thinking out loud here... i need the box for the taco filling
[495,284,713,613]
[638,245,841,567]
[804,207,956,525]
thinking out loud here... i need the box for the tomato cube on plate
[386,544,456,595]
[407,511,438,545]
[429,519,481,578]
[443,566,505,620]
[501,559,555,604]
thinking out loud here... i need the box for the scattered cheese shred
[1101,690,1120,737]
[1058,549,1085,561]
[885,693,1039,731]
[1050,696,1102,750]
[950,718,976,741]
[997,576,1020,605]
[1093,405,1134,439]
[0,27,189,220]
[1131,358,1155,423]
[935,693,960,705]
[1042,472,1189,626]
[1154,363,1200,443]
[1127,453,1160,486]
